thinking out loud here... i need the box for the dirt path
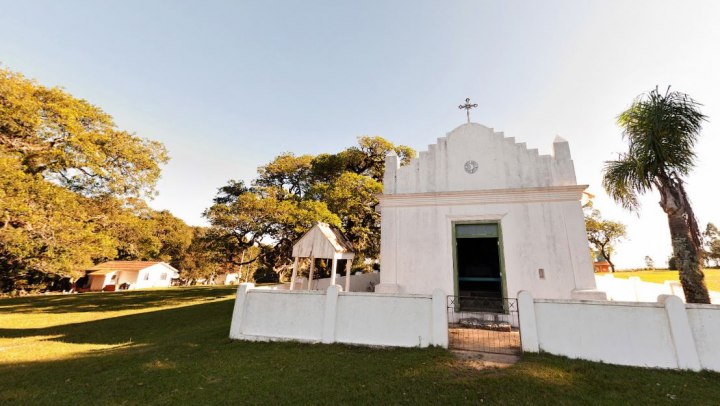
[451,349,520,370]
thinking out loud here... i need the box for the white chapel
[375,122,605,300]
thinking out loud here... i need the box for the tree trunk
[597,242,616,272]
[655,175,711,304]
[666,207,711,304]
[605,251,616,273]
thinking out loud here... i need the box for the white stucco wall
[133,263,174,289]
[304,272,380,292]
[211,272,239,285]
[534,300,677,368]
[88,263,175,291]
[117,271,138,287]
[596,274,720,304]
[229,284,448,348]
[386,123,577,194]
[335,292,433,347]
[241,290,326,341]
[378,123,597,299]
[686,304,720,371]
[519,291,720,372]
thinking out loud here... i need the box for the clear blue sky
[1,0,719,268]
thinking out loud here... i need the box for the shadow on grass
[0,298,233,344]
[0,286,237,314]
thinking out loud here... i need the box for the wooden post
[307,257,315,291]
[330,256,338,286]
[290,257,299,291]
[344,259,352,292]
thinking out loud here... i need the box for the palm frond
[602,155,652,211]
[617,86,706,177]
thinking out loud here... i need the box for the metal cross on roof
[458,98,478,123]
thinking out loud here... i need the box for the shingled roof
[88,261,163,274]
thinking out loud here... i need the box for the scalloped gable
[383,123,577,194]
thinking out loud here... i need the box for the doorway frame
[451,220,508,300]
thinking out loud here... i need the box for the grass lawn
[614,269,720,291]
[1,287,719,405]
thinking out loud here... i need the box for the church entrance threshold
[447,296,521,355]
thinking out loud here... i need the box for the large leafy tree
[0,67,186,292]
[0,154,116,290]
[311,136,414,183]
[309,172,383,262]
[255,153,314,197]
[584,208,627,272]
[204,182,340,276]
[205,136,414,281]
[84,197,161,261]
[603,87,710,303]
[148,210,194,268]
[0,67,168,197]
[176,227,226,284]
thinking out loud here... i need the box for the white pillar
[659,295,701,371]
[307,257,315,291]
[630,276,641,301]
[322,285,341,344]
[330,256,338,286]
[431,289,449,348]
[344,259,352,292]
[229,283,254,339]
[517,290,540,352]
[289,257,299,291]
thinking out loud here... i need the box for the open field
[1,287,719,405]
[614,269,720,292]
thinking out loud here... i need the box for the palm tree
[603,86,711,304]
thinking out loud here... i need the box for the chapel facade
[376,122,604,300]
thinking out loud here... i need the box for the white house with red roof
[84,261,179,291]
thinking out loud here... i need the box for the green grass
[614,269,720,291]
[1,287,719,405]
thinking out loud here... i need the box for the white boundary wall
[595,274,720,304]
[518,291,720,372]
[266,273,381,292]
[229,283,448,348]
[305,272,380,292]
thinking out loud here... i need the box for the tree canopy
[1,66,414,292]
[0,67,199,292]
[584,207,627,273]
[204,136,414,281]
[0,68,168,198]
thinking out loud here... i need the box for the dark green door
[454,223,504,299]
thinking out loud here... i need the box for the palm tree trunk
[665,206,711,304]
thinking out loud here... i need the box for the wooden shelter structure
[290,223,355,292]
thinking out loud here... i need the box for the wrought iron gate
[447,296,521,354]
